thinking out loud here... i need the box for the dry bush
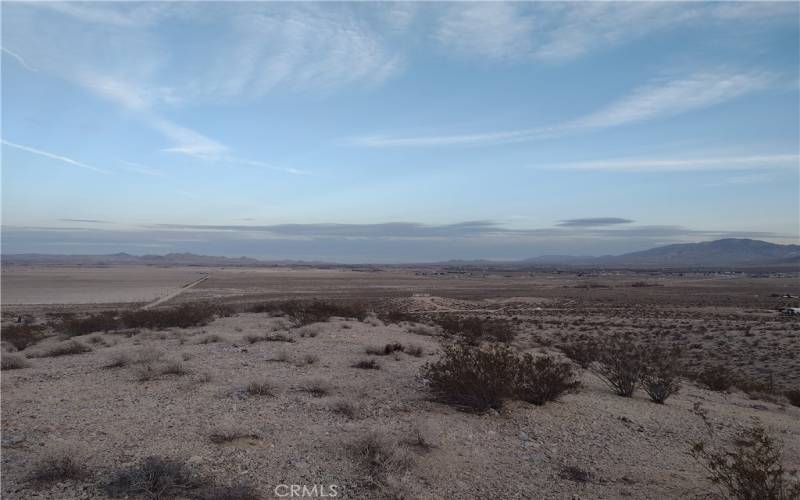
[349,431,414,485]
[299,354,319,365]
[159,360,190,376]
[590,336,646,397]
[59,311,120,336]
[366,342,404,356]
[247,300,368,326]
[406,324,439,337]
[691,425,800,500]
[299,378,332,397]
[243,333,266,344]
[559,465,593,483]
[693,365,737,392]
[28,447,86,483]
[245,379,276,397]
[2,352,29,370]
[558,341,597,369]
[30,340,91,358]
[103,351,132,368]
[641,345,682,404]
[404,421,435,452]
[352,359,381,370]
[264,333,294,343]
[404,344,424,357]
[514,353,580,405]
[298,325,321,338]
[134,363,161,382]
[421,343,518,412]
[120,303,219,330]
[132,346,164,365]
[1,323,46,350]
[377,307,416,325]
[435,316,516,344]
[105,456,202,499]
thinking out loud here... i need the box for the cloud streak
[1,140,111,174]
[558,218,634,227]
[346,70,777,148]
[540,154,800,172]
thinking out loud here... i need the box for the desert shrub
[691,425,800,500]
[366,343,404,356]
[590,336,646,397]
[694,365,737,392]
[299,378,332,397]
[641,345,682,404]
[2,352,29,370]
[514,354,580,405]
[299,354,319,365]
[159,360,190,376]
[785,390,800,408]
[559,465,593,483]
[28,448,85,483]
[404,421,435,452]
[352,359,381,370]
[247,300,368,326]
[404,344,424,357]
[558,341,597,369]
[435,316,515,344]
[103,351,131,368]
[105,456,201,499]
[208,421,260,444]
[31,340,91,358]
[377,307,416,324]
[243,333,266,344]
[134,363,161,382]
[1,323,45,350]
[245,379,276,397]
[406,324,438,337]
[421,343,518,411]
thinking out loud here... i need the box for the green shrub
[641,345,682,404]
[590,336,646,397]
[514,353,580,405]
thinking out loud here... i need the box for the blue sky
[1,1,798,262]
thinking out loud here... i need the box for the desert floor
[1,265,799,499]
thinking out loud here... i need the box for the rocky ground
[2,303,799,499]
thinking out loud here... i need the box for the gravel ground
[2,312,799,499]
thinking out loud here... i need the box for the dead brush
[330,398,361,419]
[105,456,202,499]
[245,379,276,397]
[349,430,414,485]
[29,340,92,358]
[1,353,30,370]
[208,421,260,444]
[299,378,332,397]
[28,446,86,483]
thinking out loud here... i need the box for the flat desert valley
[1,265,799,499]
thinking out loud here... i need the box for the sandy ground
[1,266,799,499]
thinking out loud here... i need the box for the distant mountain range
[2,239,799,269]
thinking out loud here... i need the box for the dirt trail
[140,274,209,310]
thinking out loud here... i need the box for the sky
[1,1,799,263]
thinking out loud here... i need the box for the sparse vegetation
[30,340,92,358]
[1,323,45,350]
[299,378,332,397]
[247,299,368,326]
[694,365,737,392]
[331,398,361,419]
[691,424,800,500]
[641,345,682,404]
[28,447,86,483]
[435,316,516,344]
[209,422,260,444]
[366,342,404,356]
[245,379,276,397]
[349,430,414,487]
[197,333,224,344]
[558,341,598,369]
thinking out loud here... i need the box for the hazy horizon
[2,2,799,261]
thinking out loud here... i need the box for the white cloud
[539,154,800,173]
[1,140,111,174]
[437,3,535,60]
[1,47,38,71]
[346,70,778,148]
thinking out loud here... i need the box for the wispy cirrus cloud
[345,69,778,148]
[540,154,800,172]
[558,218,634,227]
[1,140,111,174]
[1,47,37,71]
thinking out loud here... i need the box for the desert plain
[1,264,798,499]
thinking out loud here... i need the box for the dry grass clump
[558,341,597,369]
[349,430,414,486]
[243,333,266,344]
[406,324,439,337]
[298,354,319,365]
[30,340,91,358]
[264,333,294,343]
[691,424,800,500]
[105,456,202,499]
[208,421,260,444]
[28,447,85,483]
[330,398,361,419]
[641,345,683,404]
[352,359,381,370]
[514,353,581,406]
[196,333,224,344]
[404,344,424,357]
[693,365,737,392]
[159,360,190,376]
[1,323,46,350]
[299,378,332,397]
[435,316,516,344]
[559,465,593,483]
[2,352,30,370]
[245,379,277,397]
